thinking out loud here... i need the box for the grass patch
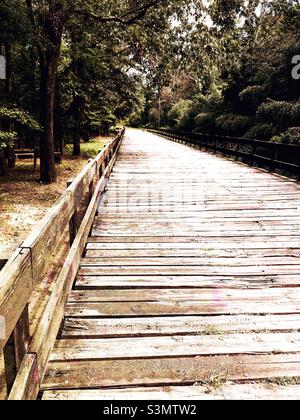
[201,325,222,336]
[65,137,112,159]
[194,371,227,390]
[207,373,227,390]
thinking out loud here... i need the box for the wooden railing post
[251,143,256,166]
[235,142,240,161]
[13,305,30,370]
[0,351,7,399]
[271,147,279,172]
[89,181,94,202]
[223,138,226,157]
[69,211,78,247]
[67,180,78,247]
[2,304,30,396]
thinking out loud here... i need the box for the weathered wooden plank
[61,314,300,338]
[92,229,300,237]
[96,209,300,218]
[84,248,300,258]
[85,240,300,251]
[75,274,300,289]
[8,354,39,401]
[43,353,300,390]
[87,235,300,244]
[94,219,300,234]
[50,333,300,361]
[78,265,300,276]
[41,383,300,400]
[80,257,300,267]
[68,288,300,303]
[99,204,300,213]
[64,298,300,317]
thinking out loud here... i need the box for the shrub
[243,123,276,140]
[239,85,266,109]
[257,101,300,131]
[272,127,300,145]
[168,100,194,130]
[216,113,252,136]
[194,112,218,134]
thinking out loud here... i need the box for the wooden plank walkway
[41,129,300,400]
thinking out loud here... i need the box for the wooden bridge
[1,128,300,400]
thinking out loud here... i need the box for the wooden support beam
[13,305,30,370]
[0,351,7,400]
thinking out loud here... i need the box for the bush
[272,127,300,145]
[167,100,194,130]
[243,123,276,140]
[148,108,160,128]
[194,112,218,134]
[239,85,266,109]
[257,101,300,131]
[216,113,252,136]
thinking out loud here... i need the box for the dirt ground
[0,137,111,260]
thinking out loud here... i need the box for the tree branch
[24,0,37,29]
[81,0,161,25]
[24,0,45,55]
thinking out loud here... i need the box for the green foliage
[244,123,276,141]
[135,0,300,142]
[168,100,193,130]
[194,112,218,134]
[257,101,300,131]
[272,127,300,145]
[0,131,16,150]
[216,113,252,136]
[239,86,266,110]
[0,107,41,131]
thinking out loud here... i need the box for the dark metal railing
[148,128,300,179]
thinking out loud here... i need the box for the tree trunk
[7,148,15,169]
[73,130,81,156]
[0,150,8,176]
[39,52,59,183]
[54,90,64,156]
[24,0,64,182]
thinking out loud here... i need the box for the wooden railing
[148,128,300,178]
[0,129,125,400]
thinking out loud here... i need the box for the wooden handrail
[0,129,125,400]
[148,128,300,179]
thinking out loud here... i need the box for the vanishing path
[42,129,300,400]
